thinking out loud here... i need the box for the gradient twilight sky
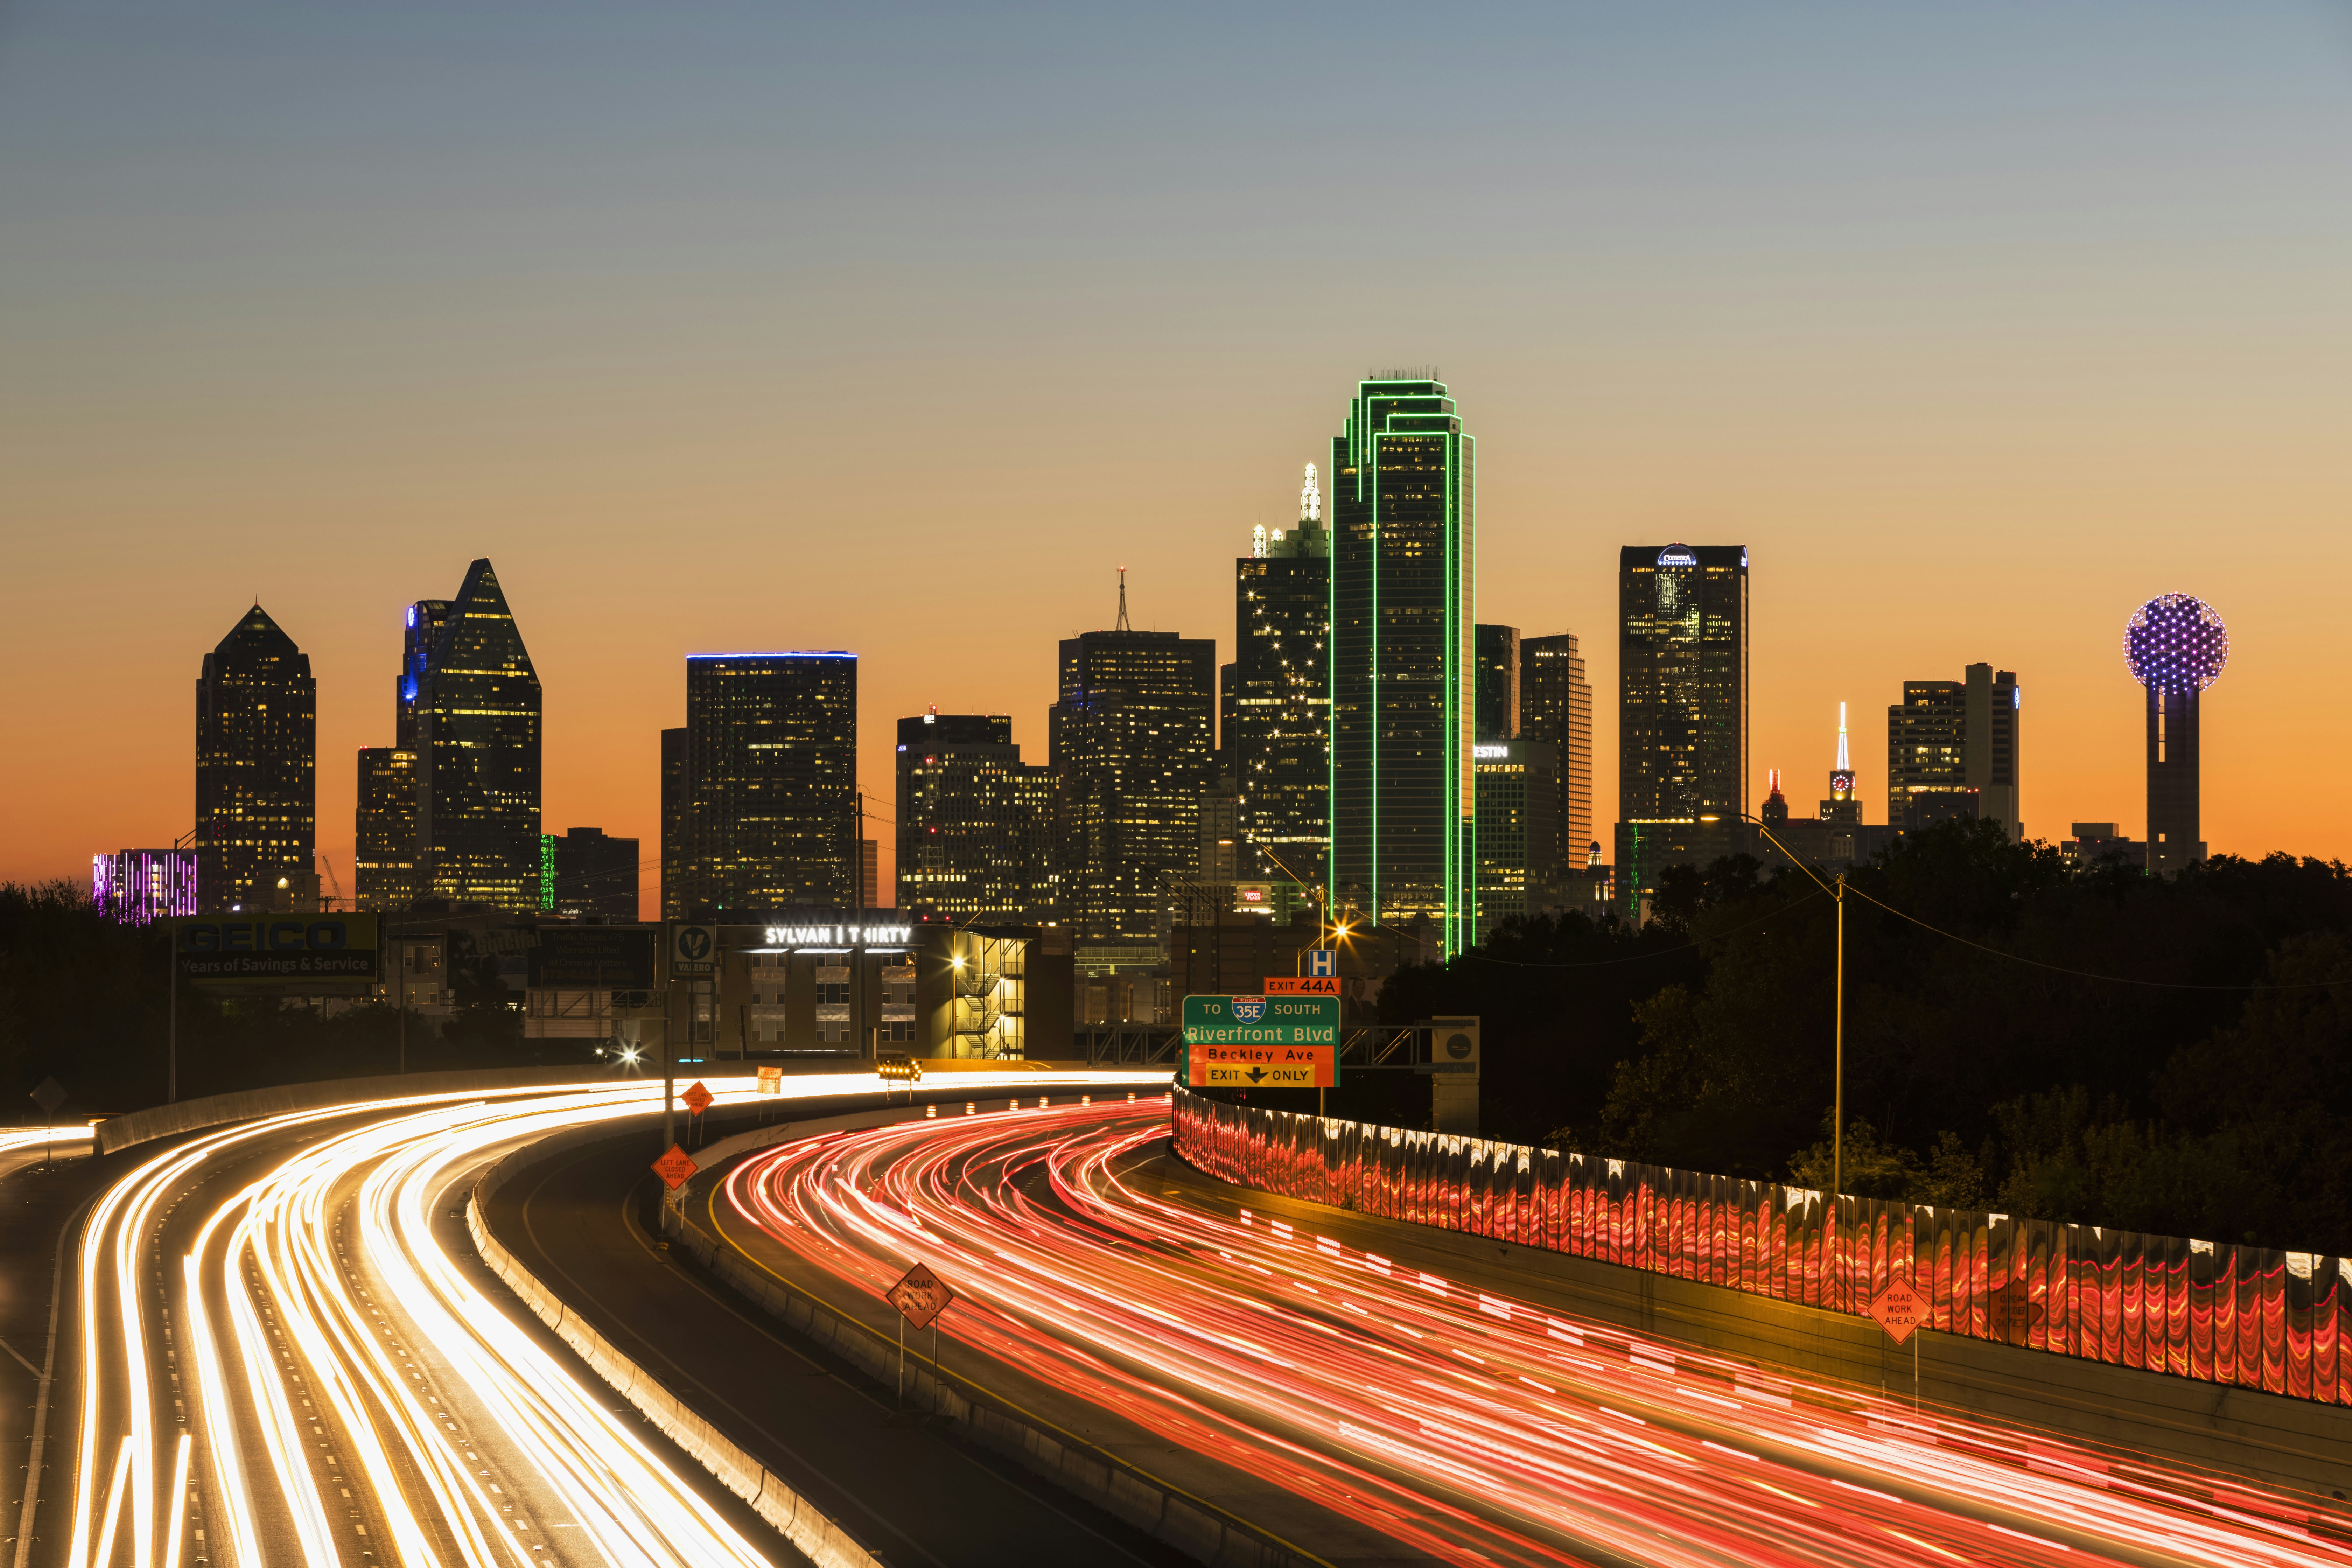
[5,2,2350,909]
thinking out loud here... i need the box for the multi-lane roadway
[711,1097,2352,1568]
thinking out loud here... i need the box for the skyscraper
[1328,378,1477,955]
[1474,739,1557,941]
[541,826,639,918]
[354,747,418,909]
[1222,464,1330,889]
[2125,595,2228,875]
[1474,624,1520,744]
[895,711,1056,923]
[1050,584,1216,947]
[660,726,687,918]
[1886,664,2020,837]
[1615,544,1747,911]
[680,652,859,913]
[195,604,316,912]
[1518,632,1592,880]
[409,560,541,907]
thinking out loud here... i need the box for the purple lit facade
[2124,594,2226,876]
[92,849,200,924]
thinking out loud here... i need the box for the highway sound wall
[1172,1088,2352,1408]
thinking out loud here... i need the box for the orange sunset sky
[4,4,2348,910]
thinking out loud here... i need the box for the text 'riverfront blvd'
[1180,994,1340,1045]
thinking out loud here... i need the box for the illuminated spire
[1301,462,1322,525]
[1767,767,1782,797]
[1835,702,1850,772]
[1115,566,1130,632]
[1252,524,1268,559]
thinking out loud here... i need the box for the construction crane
[317,855,344,912]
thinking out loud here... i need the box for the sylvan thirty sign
[764,925,913,946]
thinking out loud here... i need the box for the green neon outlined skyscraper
[1327,378,1476,958]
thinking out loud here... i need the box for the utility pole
[167,923,178,1104]
[1742,814,1848,1203]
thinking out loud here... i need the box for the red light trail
[722,1097,2352,1568]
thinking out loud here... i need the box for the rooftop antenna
[1115,566,1131,632]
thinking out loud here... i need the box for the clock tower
[1821,703,1862,826]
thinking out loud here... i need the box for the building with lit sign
[92,849,200,924]
[1221,465,1330,889]
[679,652,859,914]
[1328,379,1478,957]
[195,603,316,912]
[1615,544,1746,915]
[1887,663,2021,838]
[1474,740,1557,941]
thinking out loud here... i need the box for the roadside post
[30,1078,66,1169]
[1869,1280,1929,1410]
[886,1261,955,1415]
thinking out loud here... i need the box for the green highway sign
[1181,994,1339,1045]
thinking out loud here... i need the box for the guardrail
[1172,1087,2352,1407]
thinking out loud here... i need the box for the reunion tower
[2124,594,2228,875]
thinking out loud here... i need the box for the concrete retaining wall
[467,1126,887,1568]
[660,1198,1318,1568]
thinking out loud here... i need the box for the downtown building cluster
[112,378,2227,1046]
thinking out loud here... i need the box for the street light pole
[1741,815,1847,1203]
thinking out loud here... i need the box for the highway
[715,1097,2352,1568]
[48,1071,1155,1568]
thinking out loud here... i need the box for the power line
[1842,883,2346,992]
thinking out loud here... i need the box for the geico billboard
[175,914,381,986]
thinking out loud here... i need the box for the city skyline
[7,6,2348,902]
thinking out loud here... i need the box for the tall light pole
[1742,814,1846,1203]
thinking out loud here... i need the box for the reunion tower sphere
[2123,593,2229,694]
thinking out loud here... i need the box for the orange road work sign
[887,1261,956,1329]
[682,1080,714,1115]
[652,1144,698,1191]
[1264,975,1341,996]
[1870,1281,1928,1345]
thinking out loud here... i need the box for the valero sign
[174,914,380,989]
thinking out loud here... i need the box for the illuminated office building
[1474,624,1520,743]
[1474,740,1557,941]
[1518,632,1592,880]
[680,652,859,914]
[895,710,1056,923]
[195,604,316,912]
[1051,583,1216,946]
[1614,544,1747,913]
[1222,465,1330,888]
[1328,379,1477,956]
[407,560,542,908]
[660,726,687,918]
[354,747,418,909]
[1887,663,2021,837]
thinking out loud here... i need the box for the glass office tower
[195,604,316,912]
[1050,623,1217,945]
[895,711,1056,923]
[681,652,859,913]
[1328,379,1476,957]
[410,559,542,908]
[1615,544,1747,911]
[1519,632,1593,882]
[354,747,418,909]
[1223,465,1330,889]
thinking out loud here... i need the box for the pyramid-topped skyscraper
[409,559,542,907]
[196,604,316,911]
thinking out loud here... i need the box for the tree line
[1371,821,2352,1256]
